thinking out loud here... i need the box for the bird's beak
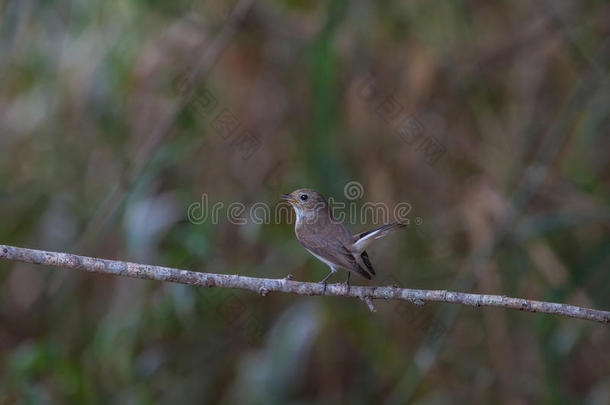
[280,193,296,203]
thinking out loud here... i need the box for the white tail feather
[352,222,406,253]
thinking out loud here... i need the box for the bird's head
[280,188,328,219]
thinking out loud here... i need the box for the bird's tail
[353,221,407,253]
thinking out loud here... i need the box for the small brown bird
[281,188,406,288]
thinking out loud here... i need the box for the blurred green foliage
[1,0,609,403]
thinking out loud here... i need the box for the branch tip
[411,298,425,307]
[360,296,376,313]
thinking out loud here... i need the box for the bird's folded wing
[298,238,371,280]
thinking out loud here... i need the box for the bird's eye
[300,194,308,201]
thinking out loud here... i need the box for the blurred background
[1,0,610,403]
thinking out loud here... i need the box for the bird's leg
[344,272,351,289]
[319,267,337,295]
[319,270,335,284]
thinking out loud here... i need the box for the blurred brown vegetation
[1,0,609,403]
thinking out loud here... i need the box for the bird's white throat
[292,207,319,224]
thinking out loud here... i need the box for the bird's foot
[319,280,328,296]
[318,269,335,296]
[344,273,351,292]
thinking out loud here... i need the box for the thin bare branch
[1,244,608,324]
